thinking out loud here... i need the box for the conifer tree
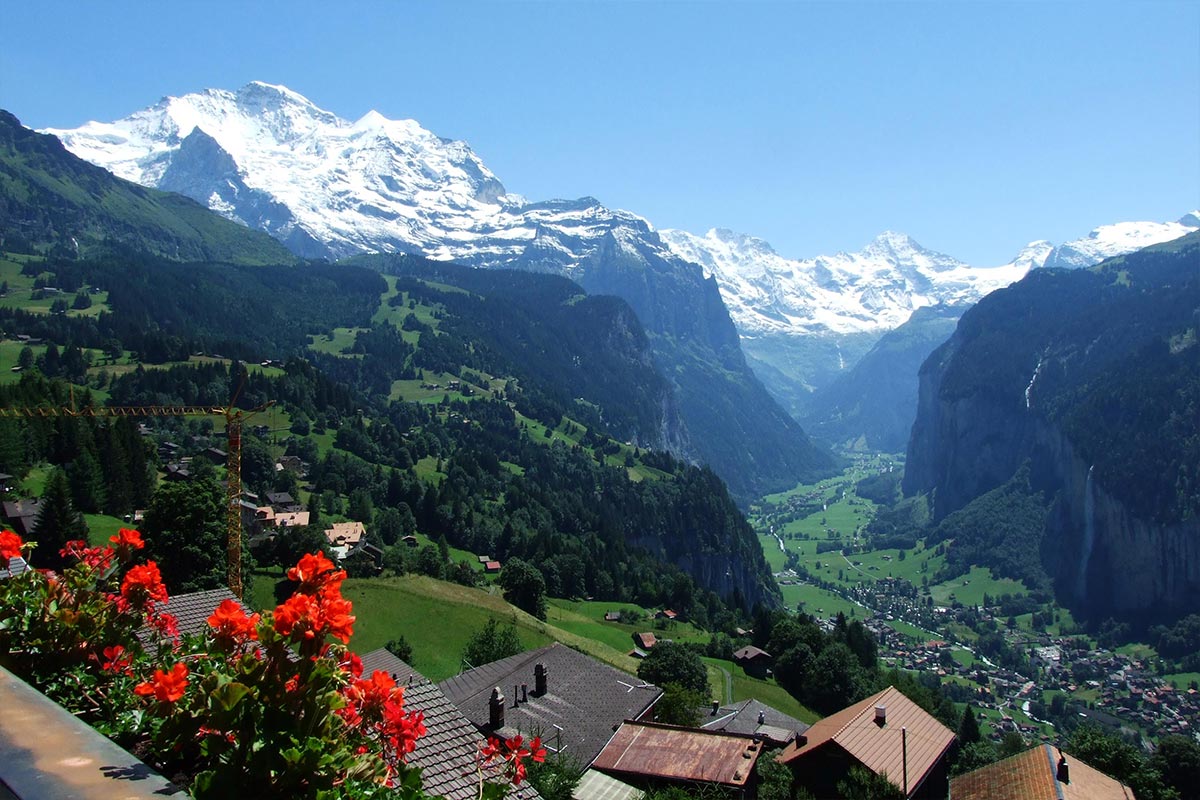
[32,467,87,569]
[958,704,982,745]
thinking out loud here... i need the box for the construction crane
[0,392,272,598]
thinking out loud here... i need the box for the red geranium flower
[109,528,145,552]
[120,561,169,608]
[133,662,189,703]
[0,530,23,561]
[287,552,344,593]
[481,734,546,785]
[100,644,133,675]
[207,598,260,644]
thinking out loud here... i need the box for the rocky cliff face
[908,370,1200,617]
[906,234,1200,621]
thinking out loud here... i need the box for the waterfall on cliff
[1077,465,1096,599]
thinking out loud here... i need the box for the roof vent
[758,710,766,725]
[875,705,887,725]
[711,700,720,715]
[796,733,807,746]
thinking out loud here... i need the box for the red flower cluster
[207,598,260,647]
[60,540,116,572]
[134,662,190,703]
[0,529,22,561]
[120,561,169,610]
[108,528,145,555]
[273,552,355,645]
[480,734,547,785]
[340,669,427,764]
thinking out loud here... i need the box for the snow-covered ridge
[660,212,1196,338]
[659,228,1037,336]
[43,82,1199,343]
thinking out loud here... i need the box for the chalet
[484,560,501,574]
[592,721,762,797]
[277,456,306,475]
[1,498,41,537]
[265,492,300,512]
[324,521,366,560]
[439,643,662,768]
[776,686,956,799]
[0,473,14,492]
[273,511,310,528]
[700,698,809,748]
[604,611,623,622]
[949,744,1134,800]
[477,555,491,564]
[401,535,419,548]
[203,447,227,463]
[632,632,657,651]
[655,609,678,621]
[732,645,773,679]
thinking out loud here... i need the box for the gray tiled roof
[439,643,662,768]
[158,587,243,638]
[699,698,809,746]
[355,649,539,800]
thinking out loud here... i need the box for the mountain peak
[864,230,923,255]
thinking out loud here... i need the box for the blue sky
[3,1,1197,264]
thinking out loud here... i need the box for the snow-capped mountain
[44,81,834,498]
[43,81,669,270]
[1043,214,1200,269]
[658,227,1041,337]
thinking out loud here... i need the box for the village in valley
[758,456,1200,754]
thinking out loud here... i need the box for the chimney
[758,710,766,725]
[534,663,548,695]
[489,687,505,729]
[795,733,807,746]
[514,684,520,707]
[1057,755,1070,785]
[521,683,528,702]
[875,705,887,725]
[712,700,720,715]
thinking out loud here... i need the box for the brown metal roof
[592,721,763,787]
[949,744,1135,800]
[776,686,955,795]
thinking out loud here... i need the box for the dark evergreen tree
[67,447,106,513]
[31,467,87,569]
[958,704,982,745]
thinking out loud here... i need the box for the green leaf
[212,681,252,711]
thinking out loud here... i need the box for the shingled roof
[776,686,956,796]
[950,744,1134,800]
[439,643,662,768]
[158,587,244,638]
[351,649,539,800]
[699,697,809,747]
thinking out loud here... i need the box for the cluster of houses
[152,590,1134,799]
